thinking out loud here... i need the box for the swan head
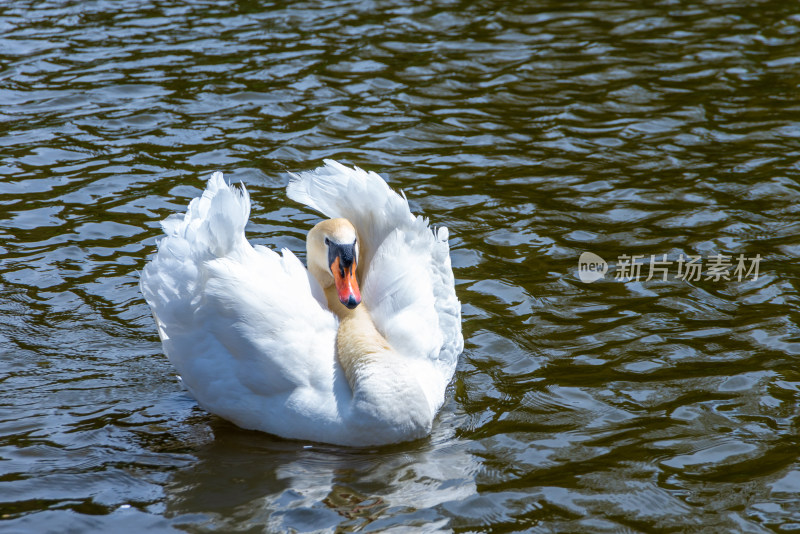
[307,218,361,310]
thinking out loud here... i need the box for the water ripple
[2,0,800,531]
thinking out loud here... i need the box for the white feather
[141,162,463,445]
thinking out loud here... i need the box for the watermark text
[578,253,761,283]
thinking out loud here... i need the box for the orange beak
[331,256,361,309]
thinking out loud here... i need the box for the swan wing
[141,173,341,433]
[286,160,463,380]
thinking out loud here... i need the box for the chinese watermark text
[578,253,761,283]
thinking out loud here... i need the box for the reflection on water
[163,416,475,532]
[2,0,800,531]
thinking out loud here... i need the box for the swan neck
[323,286,433,441]
[324,287,391,392]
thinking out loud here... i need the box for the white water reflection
[162,406,479,531]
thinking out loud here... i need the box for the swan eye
[324,237,330,246]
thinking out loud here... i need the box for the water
[2,0,800,531]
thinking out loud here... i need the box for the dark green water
[2,0,800,531]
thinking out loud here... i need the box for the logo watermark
[578,252,609,283]
[577,253,761,283]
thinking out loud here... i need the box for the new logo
[578,252,608,283]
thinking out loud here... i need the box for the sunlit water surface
[2,0,800,532]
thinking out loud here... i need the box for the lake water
[2,0,800,531]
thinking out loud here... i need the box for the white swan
[140,161,463,446]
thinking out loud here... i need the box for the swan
[140,160,463,446]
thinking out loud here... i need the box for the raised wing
[287,160,463,379]
[140,172,339,428]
